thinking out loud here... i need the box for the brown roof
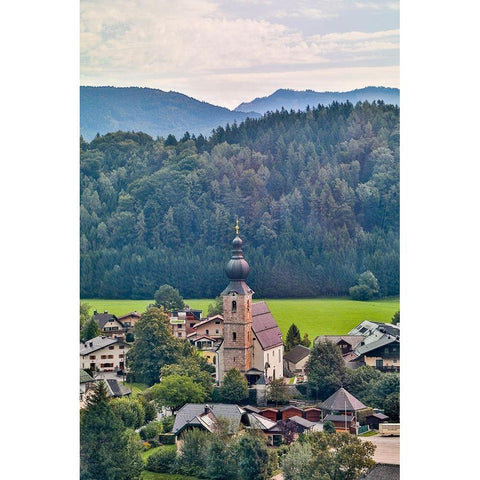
[193,315,223,328]
[322,387,367,412]
[117,311,141,320]
[283,344,311,364]
[315,335,365,350]
[252,301,283,350]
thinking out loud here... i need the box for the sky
[80,0,399,109]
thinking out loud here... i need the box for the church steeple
[222,222,253,295]
[218,223,254,381]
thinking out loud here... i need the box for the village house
[93,311,126,339]
[80,335,130,372]
[168,308,203,339]
[314,321,400,372]
[283,344,311,376]
[348,321,400,372]
[117,311,141,330]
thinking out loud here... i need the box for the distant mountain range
[234,86,399,114]
[80,86,260,142]
[80,85,399,142]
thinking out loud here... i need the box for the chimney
[204,404,211,415]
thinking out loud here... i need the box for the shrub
[159,433,176,445]
[140,421,162,440]
[146,447,177,473]
[349,284,373,301]
[267,449,279,476]
[323,421,336,434]
[161,415,175,433]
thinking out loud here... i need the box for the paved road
[360,435,400,465]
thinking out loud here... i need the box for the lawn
[81,297,399,339]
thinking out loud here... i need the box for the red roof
[252,302,283,350]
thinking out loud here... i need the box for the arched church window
[232,300,237,312]
[233,332,237,341]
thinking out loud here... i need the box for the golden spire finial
[235,218,239,235]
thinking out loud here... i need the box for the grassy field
[82,297,399,339]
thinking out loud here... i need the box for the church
[215,223,284,386]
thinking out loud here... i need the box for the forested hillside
[80,86,260,141]
[235,87,399,115]
[80,101,399,299]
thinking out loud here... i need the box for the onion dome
[225,235,250,280]
[221,221,254,296]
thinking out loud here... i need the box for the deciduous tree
[307,340,346,399]
[127,307,182,385]
[220,368,249,404]
[154,284,185,311]
[149,374,207,413]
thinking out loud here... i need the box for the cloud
[80,0,399,107]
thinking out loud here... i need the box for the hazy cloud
[81,0,399,107]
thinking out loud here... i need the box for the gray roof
[246,412,277,431]
[80,369,95,384]
[105,378,131,397]
[354,335,398,356]
[359,464,400,480]
[286,415,317,429]
[283,344,311,364]
[367,412,389,421]
[348,321,399,341]
[322,387,367,412]
[252,302,283,350]
[172,403,246,435]
[80,335,119,355]
[93,312,122,329]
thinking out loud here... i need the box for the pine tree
[80,381,143,480]
[285,324,301,352]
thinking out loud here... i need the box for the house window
[119,345,125,350]
[89,355,96,359]
[101,355,107,359]
[233,332,237,341]
[119,354,124,358]
[206,329,209,335]
[177,333,182,337]
[215,321,221,325]
[108,355,113,359]
[109,346,114,350]
[232,301,237,312]
[215,329,219,334]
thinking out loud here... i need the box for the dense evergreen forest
[80,101,399,299]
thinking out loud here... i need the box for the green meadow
[82,297,399,339]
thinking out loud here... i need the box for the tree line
[80,101,399,299]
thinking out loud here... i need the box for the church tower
[219,221,254,381]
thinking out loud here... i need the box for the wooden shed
[366,412,389,430]
[279,405,304,421]
[303,407,322,422]
[260,407,279,422]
